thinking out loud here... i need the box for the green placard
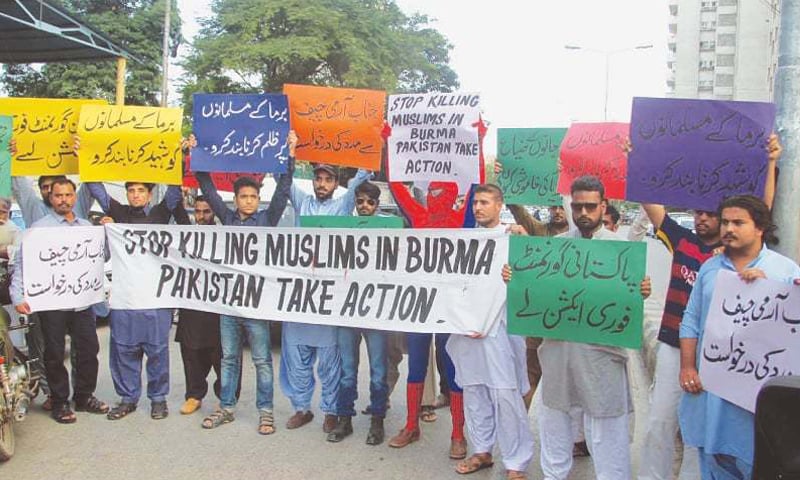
[0,116,10,197]
[507,235,646,349]
[299,215,404,229]
[497,128,566,205]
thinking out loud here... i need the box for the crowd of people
[1,127,798,480]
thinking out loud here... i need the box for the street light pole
[564,44,653,121]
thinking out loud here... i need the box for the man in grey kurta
[537,176,649,480]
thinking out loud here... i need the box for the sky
[172,0,669,154]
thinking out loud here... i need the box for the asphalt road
[3,234,701,479]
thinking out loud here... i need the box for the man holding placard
[327,181,390,445]
[281,158,372,434]
[635,134,781,480]
[678,195,800,480]
[83,170,187,421]
[10,178,108,424]
[193,133,295,436]
[447,184,534,479]
[526,175,650,480]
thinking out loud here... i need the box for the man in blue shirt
[281,162,372,433]
[195,134,294,436]
[679,195,800,479]
[10,179,108,423]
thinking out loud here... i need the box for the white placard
[387,92,481,187]
[700,269,800,412]
[22,226,106,312]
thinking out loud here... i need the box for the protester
[175,195,239,415]
[447,183,534,480]
[10,178,108,423]
[327,181,389,445]
[194,134,295,435]
[387,179,468,459]
[280,157,372,434]
[636,134,781,480]
[602,204,620,232]
[534,175,650,480]
[679,195,800,479]
[83,165,188,420]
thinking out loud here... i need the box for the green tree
[0,0,181,106]
[180,0,459,105]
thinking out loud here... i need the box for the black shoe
[151,401,168,420]
[326,416,353,443]
[366,415,384,445]
[107,402,137,421]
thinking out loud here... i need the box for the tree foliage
[180,0,459,106]
[0,0,181,106]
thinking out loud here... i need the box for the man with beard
[327,181,389,445]
[175,196,240,416]
[535,175,650,480]
[679,195,800,479]
[281,161,372,434]
[10,179,109,423]
[636,134,781,480]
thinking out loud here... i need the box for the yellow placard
[77,105,183,185]
[0,98,106,176]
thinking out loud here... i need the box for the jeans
[220,316,273,412]
[336,327,388,417]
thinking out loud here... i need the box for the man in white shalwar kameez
[446,184,534,480]
[533,176,650,480]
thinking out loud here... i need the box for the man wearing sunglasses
[327,181,389,446]
[636,134,782,480]
[537,175,651,480]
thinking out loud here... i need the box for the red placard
[557,122,629,199]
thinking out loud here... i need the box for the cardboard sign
[557,122,629,199]
[284,84,385,169]
[497,128,565,205]
[77,105,183,184]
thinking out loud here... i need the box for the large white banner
[700,270,800,412]
[387,92,481,187]
[106,224,509,335]
[22,226,106,312]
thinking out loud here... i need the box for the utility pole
[773,0,800,261]
[160,0,171,107]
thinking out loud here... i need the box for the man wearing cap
[281,161,372,433]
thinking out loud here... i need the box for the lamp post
[564,44,653,120]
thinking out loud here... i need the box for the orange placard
[284,84,385,170]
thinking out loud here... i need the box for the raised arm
[641,203,667,232]
[340,168,373,214]
[195,171,233,222]
[389,182,426,222]
[11,177,48,226]
[262,156,295,226]
[85,182,112,214]
[508,204,544,236]
[763,133,781,210]
[74,183,94,219]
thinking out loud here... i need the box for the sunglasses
[570,202,600,213]
[356,198,377,206]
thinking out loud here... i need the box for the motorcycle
[0,311,41,462]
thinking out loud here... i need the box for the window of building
[701,1,718,10]
[719,0,737,6]
[700,40,716,50]
[669,4,678,15]
[718,13,737,27]
[699,60,715,70]
[701,21,717,30]
[669,23,678,34]
[716,54,735,66]
[716,74,734,87]
[717,33,736,47]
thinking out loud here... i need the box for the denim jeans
[220,316,273,411]
[336,327,388,417]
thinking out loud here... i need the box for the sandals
[51,403,77,424]
[202,408,235,429]
[75,396,109,414]
[455,453,494,475]
[506,471,528,479]
[420,406,438,423]
[107,402,137,421]
[258,410,276,435]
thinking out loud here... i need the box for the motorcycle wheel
[0,330,15,461]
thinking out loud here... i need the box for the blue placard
[191,93,290,173]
